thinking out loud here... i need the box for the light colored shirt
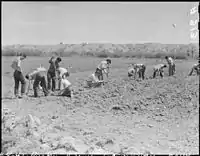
[97,60,109,73]
[28,67,47,80]
[167,57,174,65]
[60,78,71,90]
[88,73,100,83]
[11,57,22,72]
[128,67,135,75]
[153,64,166,71]
[57,67,68,79]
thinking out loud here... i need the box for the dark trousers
[153,70,164,78]
[96,68,103,80]
[13,70,26,96]
[138,66,146,80]
[33,75,49,97]
[169,64,175,76]
[47,71,56,91]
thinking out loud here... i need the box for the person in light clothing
[188,63,199,76]
[96,59,111,81]
[86,70,104,88]
[25,66,49,97]
[165,56,175,76]
[128,64,137,79]
[57,74,73,97]
[56,66,71,90]
[153,64,167,78]
[11,53,27,98]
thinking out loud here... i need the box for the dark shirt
[48,58,59,73]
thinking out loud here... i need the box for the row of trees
[2,43,199,59]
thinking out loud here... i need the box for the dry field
[1,56,199,154]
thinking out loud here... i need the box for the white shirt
[88,73,100,83]
[57,67,68,78]
[97,60,109,73]
[11,57,22,72]
[60,78,71,90]
[153,64,166,71]
[167,57,174,65]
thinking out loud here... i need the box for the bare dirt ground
[1,57,199,154]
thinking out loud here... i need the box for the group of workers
[11,53,199,99]
[128,56,176,79]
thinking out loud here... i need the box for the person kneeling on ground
[86,70,104,88]
[153,64,167,78]
[56,66,71,90]
[188,62,200,76]
[25,66,49,97]
[55,74,73,97]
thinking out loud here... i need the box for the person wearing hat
[165,56,175,76]
[11,53,27,98]
[47,56,62,92]
[96,59,111,81]
[152,64,167,78]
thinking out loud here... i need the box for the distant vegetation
[2,43,199,59]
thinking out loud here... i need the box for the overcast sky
[2,2,199,45]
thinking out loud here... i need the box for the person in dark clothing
[11,53,27,98]
[47,56,62,91]
[25,67,49,97]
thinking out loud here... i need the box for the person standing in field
[96,59,111,81]
[11,53,27,98]
[47,56,62,92]
[153,64,167,78]
[165,56,175,76]
[25,66,49,97]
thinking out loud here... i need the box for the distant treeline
[2,43,199,59]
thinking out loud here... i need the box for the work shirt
[60,78,71,90]
[97,60,109,74]
[153,64,166,72]
[11,57,22,72]
[128,67,136,75]
[48,58,59,73]
[57,67,69,79]
[88,73,100,83]
[166,57,174,65]
[27,67,47,80]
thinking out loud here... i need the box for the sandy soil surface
[1,58,199,154]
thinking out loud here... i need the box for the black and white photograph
[2,1,199,154]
